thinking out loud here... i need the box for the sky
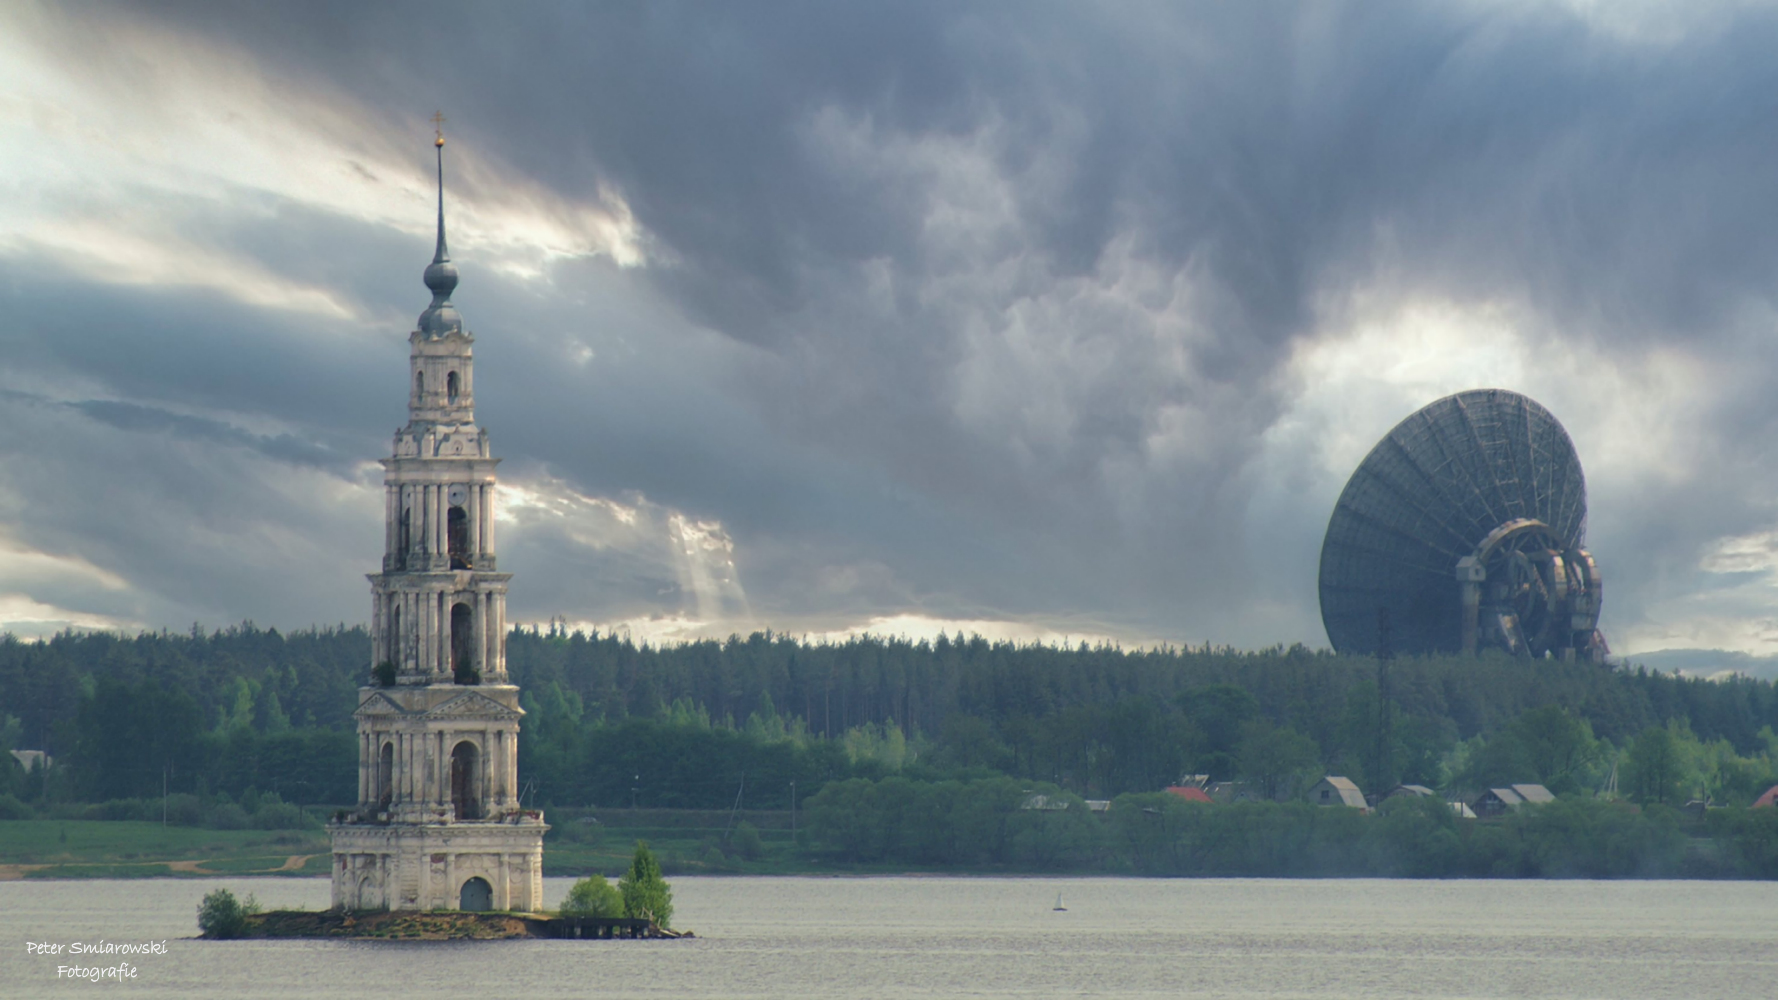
[6,0,1778,658]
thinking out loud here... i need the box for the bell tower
[330,124,547,913]
[375,115,505,688]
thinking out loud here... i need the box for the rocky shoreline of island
[220,909,692,941]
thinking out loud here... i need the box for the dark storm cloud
[14,1,1778,649]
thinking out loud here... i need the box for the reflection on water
[4,876,1777,999]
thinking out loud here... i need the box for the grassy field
[0,821,331,878]
[0,809,838,879]
[543,807,853,877]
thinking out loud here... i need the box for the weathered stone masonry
[329,132,547,912]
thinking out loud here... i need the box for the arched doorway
[446,370,460,403]
[460,876,492,911]
[450,602,476,683]
[450,740,482,820]
[378,742,394,808]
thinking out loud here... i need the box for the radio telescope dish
[1317,388,1606,661]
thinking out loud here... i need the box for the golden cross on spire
[431,111,446,147]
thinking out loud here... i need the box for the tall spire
[418,113,462,338]
[432,111,449,264]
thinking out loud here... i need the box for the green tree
[73,677,204,801]
[1506,706,1601,793]
[560,874,623,917]
[619,841,674,928]
[729,820,764,860]
[1179,684,1258,779]
[1623,725,1700,805]
[1007,790,1102,868]
[935,715,1008,771]
[1236,722,1321,801]
[196,888,259,939]
[1365,794,1461,877]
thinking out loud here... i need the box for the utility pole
[1375,606,1393,802]
[162,766,168,827]
[723,773,745,844]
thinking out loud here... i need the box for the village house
[1205,780,1267,804]
[8,750,48,773]
[1471,784,1555,817]
[1385,782,1475,818]
[1307,776,1368,810]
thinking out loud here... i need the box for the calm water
[2,876,1775,999]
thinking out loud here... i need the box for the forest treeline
[4,623,1778,821]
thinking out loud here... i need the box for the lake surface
[3,876,1775,999]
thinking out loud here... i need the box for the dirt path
[0,854,319,878]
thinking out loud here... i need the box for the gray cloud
[7,2,1778,651]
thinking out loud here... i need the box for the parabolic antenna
[1317,388,1606,661]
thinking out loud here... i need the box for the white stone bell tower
[329,124,548,913]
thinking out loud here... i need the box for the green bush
[164,793,204,826]
[83,798,153,822]
[560,874,623,917]
[0,793,32,820]
[252,803,306,830]
[208,804,250,830]
[619,842,674,928]
[730,820,764,860]
[196,888,260,939]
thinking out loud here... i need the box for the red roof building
[1165,786,1213,803]
[1752,785,1778,808]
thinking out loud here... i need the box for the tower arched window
[415,370,424,398]
[450,740,483,820]
[447,505,469,569]
[447,370,460,403]
[451,601,477,684]
[378,742,394,808]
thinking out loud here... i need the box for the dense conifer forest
[4,623,1778,826]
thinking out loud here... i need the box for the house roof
[1388,784,1436,798]
[1752,785,1778,808]
[1485,787,1525,806]
[1511,784,1556,804]
[1165,786,1212,803]
[1315,776,1368,809]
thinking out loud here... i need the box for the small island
[199,843,689,941]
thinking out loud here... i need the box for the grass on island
[0,820,330,879]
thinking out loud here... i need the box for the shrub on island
[197,888,261,939]
[560,873,623,917]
